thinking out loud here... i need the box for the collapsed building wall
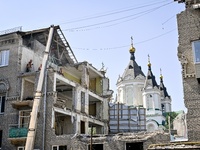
[0,26,113,149]
[54,131,169,150]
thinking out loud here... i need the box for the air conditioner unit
[17,147,24,150]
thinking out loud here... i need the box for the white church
[116,39,172,132]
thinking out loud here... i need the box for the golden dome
[129,44,135,53]
[148,62,151,67]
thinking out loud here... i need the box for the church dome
[129,45,135,53]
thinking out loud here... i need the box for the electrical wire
[71,28,177,51]
[60,0,170,24]
[64,8,157,32]
[65,4,170,32]
[63,1,173,31]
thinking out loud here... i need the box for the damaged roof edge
[24,25,78,64]
[0,25,78,64]
[73,61,105,77]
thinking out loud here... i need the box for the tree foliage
[164,112,178,129]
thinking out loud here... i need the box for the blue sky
[1,0,185,111]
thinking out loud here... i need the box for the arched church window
[161,104,165,114]
[0,81,8,114]
[0,83,6,91]
[147,94,153,110]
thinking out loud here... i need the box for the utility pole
[168,115,171,138]
[90,125,93,150]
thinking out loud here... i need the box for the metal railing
[0,26,22,36]
[8,124,28,138]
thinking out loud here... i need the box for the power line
[64,8,157,32]
[63,2,173,32]
[135,28,176,44]
[71,28,176,51]
[162,5,183,26]
[60,0,170,24]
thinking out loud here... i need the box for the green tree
[164,112,178,129]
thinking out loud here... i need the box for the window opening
[81,91,85,113]
[81,121,85,134]
[0,96,5,113]
[126,142,143,150]
[0,50,9,67]
[88,144,103,150]
[52,145,67,150]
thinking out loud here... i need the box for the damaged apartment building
[0,25,113,150]
[0,25,174,150]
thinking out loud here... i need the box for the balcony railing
[9,124,28,138]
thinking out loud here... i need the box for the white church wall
[125,85,134,105]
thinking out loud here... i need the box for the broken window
[52,145,67,150]
[19,110,31,128]
[0,50,9,67]
[89,94,103,120]
[0,130,2,149]
[55,79,74,110]
[81,121,85,134]
[89,102,96,117]
[55,112,73,135]
[88,144,103,150]
[0,95,5,113]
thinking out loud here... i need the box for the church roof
[159,74,170,98]
[144,57,158,89]
[120,48,145,81]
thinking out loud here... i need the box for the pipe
[42,68,48,150]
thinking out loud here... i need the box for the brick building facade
[176,0,200,142]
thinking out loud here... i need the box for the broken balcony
[88,123,104,135]
[8,124,28,145]
[54,74,75,111]
[12,74,35,109]
[8,110,30,145]
[54,112,75,135]
[88,92,103,121]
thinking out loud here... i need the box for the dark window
[88,144,103,150]
[52,145,67,150]
[59,146,67,150]
[81,121,85,134]
[0,130,2,148]
[0,96,5,113]
[126,142,143,150]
